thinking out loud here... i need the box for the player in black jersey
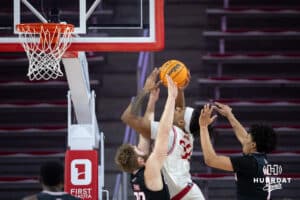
[22,161,80,200]
[199,103,277,200]
[115,73,177,200]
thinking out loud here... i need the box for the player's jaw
[173,107,185,129]
[242,134,257,154]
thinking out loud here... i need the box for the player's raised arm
[144,76,177,191]
[144,87,159,122]
[121,68,160,139]
[175,70,190,108]
[138,87,160,155]
[199,104,233,171]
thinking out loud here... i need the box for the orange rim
[16,23,74,33]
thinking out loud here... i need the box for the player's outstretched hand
[213,102,233,118]
[144,68,161,93]
[199,104,217,128]
[166,75,178,99]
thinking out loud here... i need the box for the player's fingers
[209,104,214,113]
[151,68,159,77]
[203,104,207,112]
[212,105,218,110]
[205,103,210,111]
[213,106,222,113]
[166,75,174,89]
[214,102,224,108]
[152,67,157,73]
[155,80,162,88]
[166,75,171,84]
[211,115,218,122]
[200,108,204,117]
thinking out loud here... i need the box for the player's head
[115,144,148,173]
[243,124,277,154]
[173,106,201,137]
[250,124,277,153]
[39,161,64,188]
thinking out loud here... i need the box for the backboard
[0,0,164,52]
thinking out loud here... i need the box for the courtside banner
[65,150,98,200]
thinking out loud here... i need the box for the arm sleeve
[230,155,258,175]
[150,120,175,151]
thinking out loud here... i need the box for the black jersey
[37,191,81,200]
[130,167,170,200]
[230,153,269,200]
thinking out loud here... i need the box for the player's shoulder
[172,125,186,136]
[151,120,186,138]
[151,120,181,132]
[231,154,257,165]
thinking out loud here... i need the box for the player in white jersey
[150,116,204,199]
[121,68,205,199]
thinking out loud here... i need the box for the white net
[17,23,73,80]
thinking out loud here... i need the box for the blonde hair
[115,144,139,173]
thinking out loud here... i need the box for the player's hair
[115,144,140,173]
[189,107,214,137]
[189,107,201,137]
[40,161,64,186]
[249,124,277,153]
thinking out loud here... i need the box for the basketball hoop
[16,23,74,80]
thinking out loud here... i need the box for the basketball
[159,60,190,87]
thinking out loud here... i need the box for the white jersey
[151,121,205,200]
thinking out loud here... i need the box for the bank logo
[71,159,92,185]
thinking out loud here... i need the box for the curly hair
[115,144,139,173]
[249,124,277,153]
[189,107,200,137]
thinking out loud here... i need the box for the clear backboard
[0,0,164,52]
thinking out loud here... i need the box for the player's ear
[251,142,257,150]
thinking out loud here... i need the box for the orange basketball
[159,60,190,87]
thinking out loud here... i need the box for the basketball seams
[170,65,186,85]
[159,60,188,87]
[160,60,175,85]
[162,62,173,82]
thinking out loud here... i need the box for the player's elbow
[204,156,213,166]
[203,154,217,167]
[121,111,132,124]
[121,112,127,123]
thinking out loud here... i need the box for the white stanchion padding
[63,52,92,124]
[67,91,99,150]
[68,124,94,150]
